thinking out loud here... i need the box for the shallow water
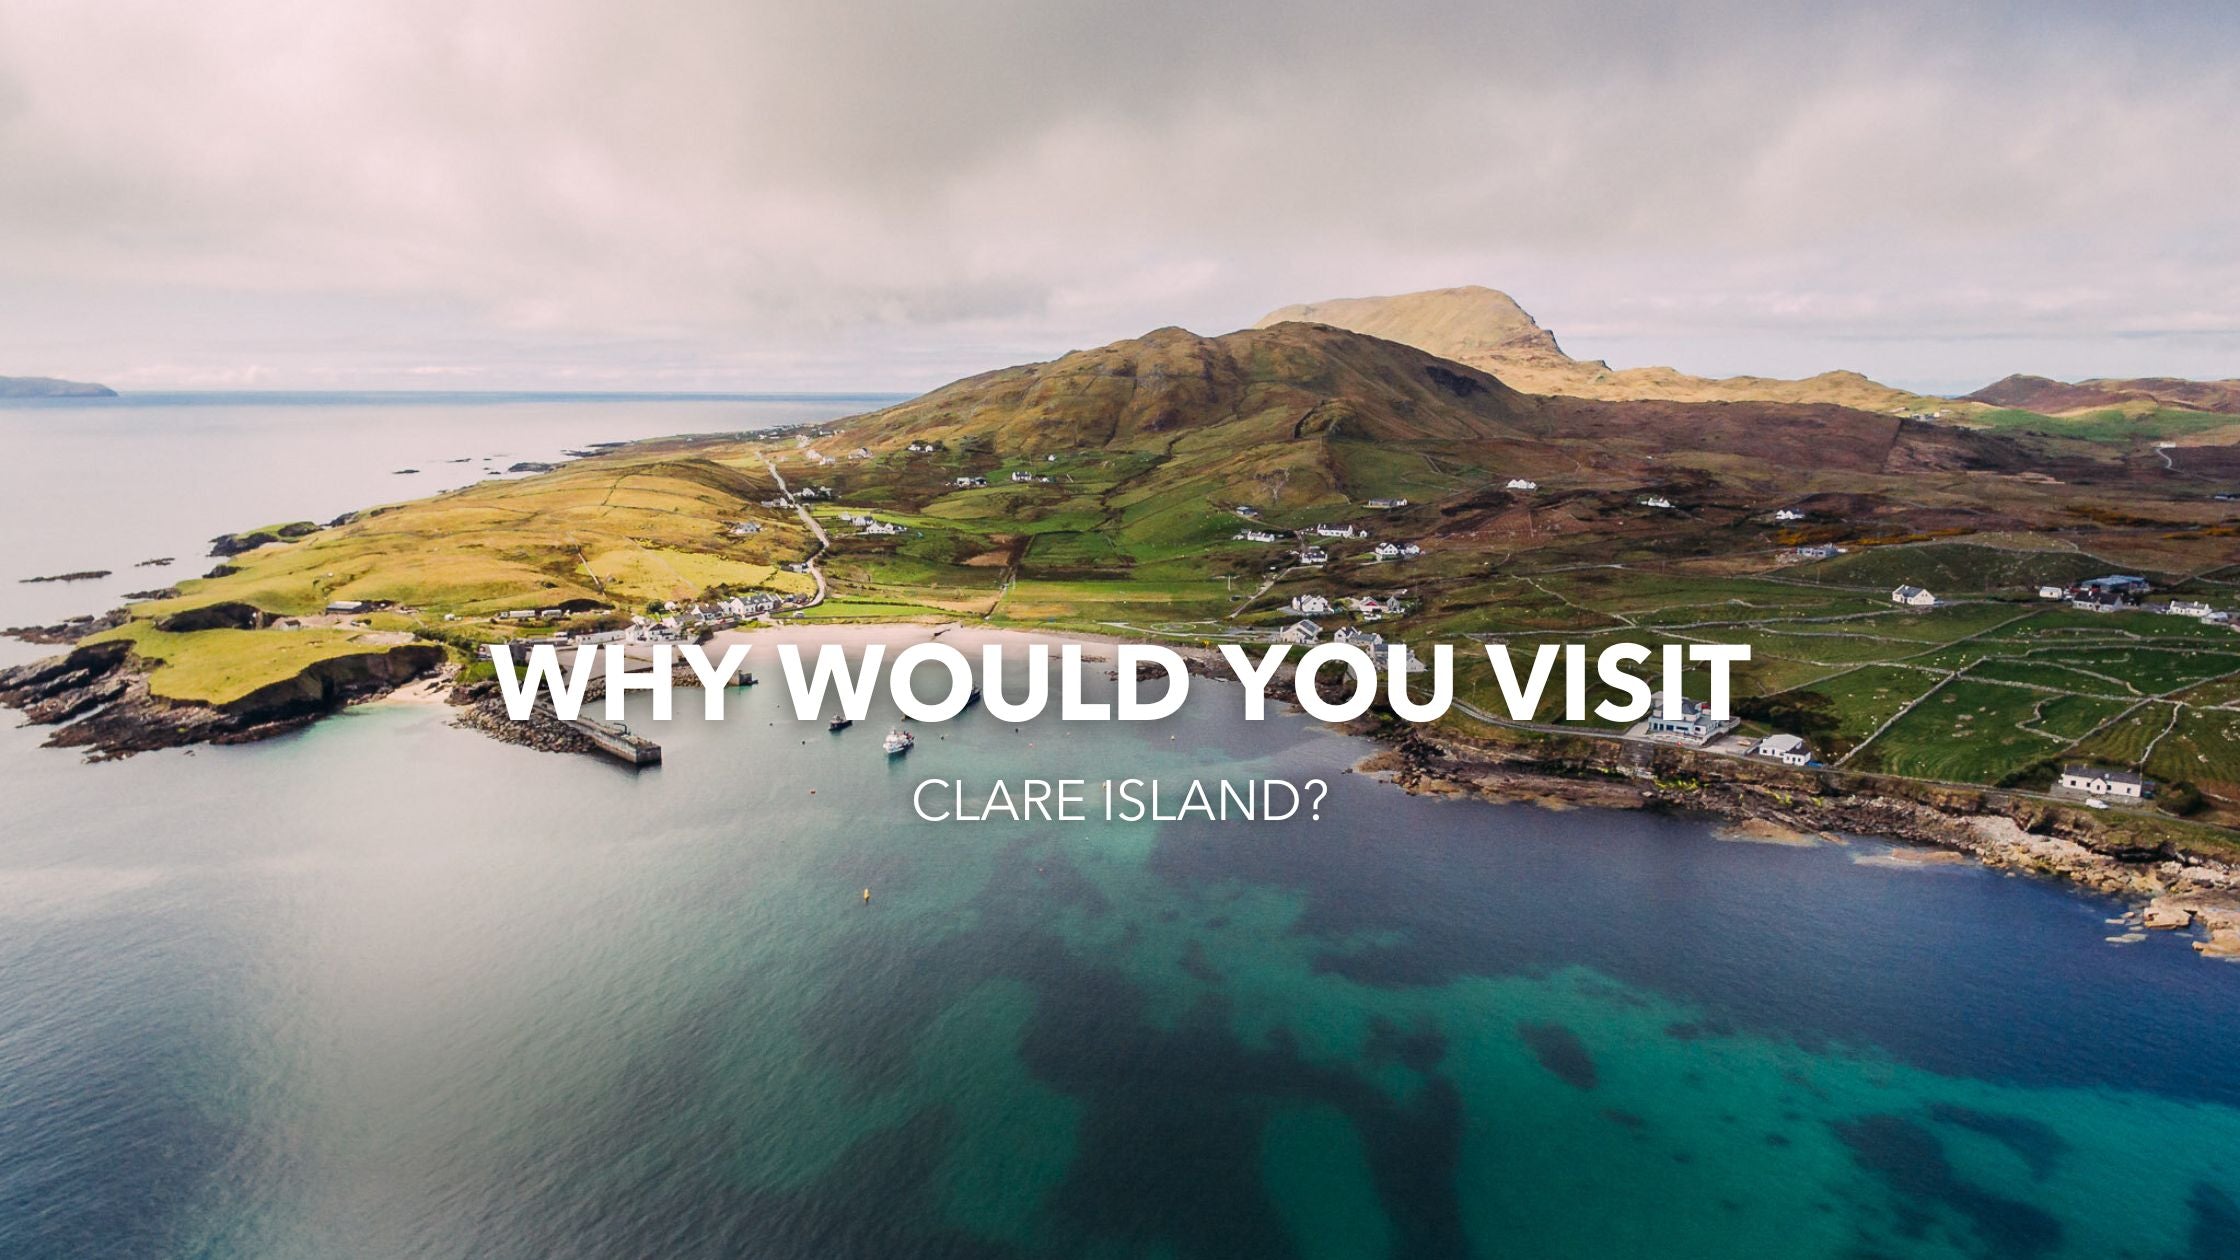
[2,398,2237,1259]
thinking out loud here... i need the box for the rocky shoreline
[0,637,446,759]
[1363,726,2240,962]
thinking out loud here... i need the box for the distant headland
[0,374,116,398]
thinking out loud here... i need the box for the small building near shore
[1644,692,1739,744]
[2059,765,2148,800]
[1753,733,1812,766]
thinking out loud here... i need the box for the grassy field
[1850,680,2078,784]
[89,621,413,706]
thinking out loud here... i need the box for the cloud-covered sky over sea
[2,0,2235,392]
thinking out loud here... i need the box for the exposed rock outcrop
[0,639,444,759]
[207,521,321,557]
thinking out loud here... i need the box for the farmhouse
[1332,625,1384,648]
[1298,546,1329,566]
[1372,541,1422,561]
[2059,765,2148,800]
[2069,574,2150,607]
[1891,585,1937,608]
[2166,600,2214,618]
[1752,733,1812,766]
[861,521,906,536]
[1288,594,1334,615]
[1312,523,1366,539]
[1280,619,1323,644]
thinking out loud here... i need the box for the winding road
[760,453,829,610]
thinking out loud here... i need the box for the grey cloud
[0,0,2235,390]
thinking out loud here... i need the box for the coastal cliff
[0,638,444,758]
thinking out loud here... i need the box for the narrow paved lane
[760,453,828,609]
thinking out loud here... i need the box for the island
[4,288,2239,954]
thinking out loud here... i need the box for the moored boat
[882,728,914,755]
[829,714,853,732]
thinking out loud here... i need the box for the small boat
[882,728,915,755]
[735,672,758,687]
[828,714,853,732]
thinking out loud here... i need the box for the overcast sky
[2,1,2236,394]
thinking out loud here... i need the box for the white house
[1753,733,1812,766]
[951,475,989,488]
[1772,509,1805,522]
[1235,529,1285,543]
[1280,619,1323,644]
[1506,478,1538,491]
[1312,523,1365,538]
[1348,594,1409,618]
[2167,600,2214,618]
[1332,625,1385,648]
[1298,546,1329,565]
[728,520,763,536]
[1365,497,1409,509]
[2059,765,2147,800]
[1289,594,1334,615]
[2037,585,2066,600]
[1644,692,1739,744]
[1891,585,1937,608]
[861,521,906,536]
[1371,541,1422,561]
[1640,496,1675,510]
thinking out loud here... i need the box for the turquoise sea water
[1,398,2237,1258]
